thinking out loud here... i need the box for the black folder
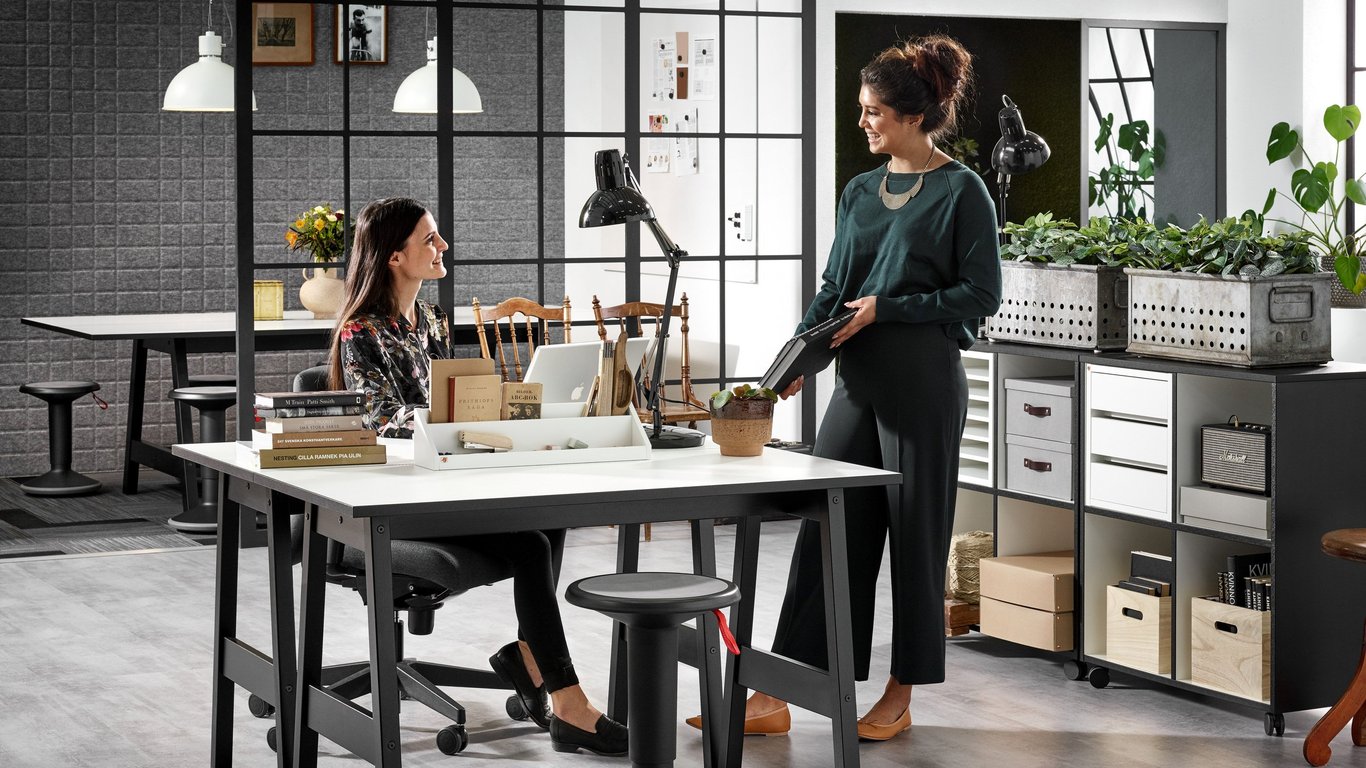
[759,309,858,392]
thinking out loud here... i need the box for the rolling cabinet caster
[505,694,530,721]
[437,724,469,754]
[266,726,278,753]
[248,694,275,719]
[1062,660,1088,681]
[1265,712,1285,737]
[1087,666,1111,689]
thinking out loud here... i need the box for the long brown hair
[327,197,429,389]
[860,34,974,140]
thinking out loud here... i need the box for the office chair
[251,364,526,756]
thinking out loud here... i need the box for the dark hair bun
[861,34,974,139]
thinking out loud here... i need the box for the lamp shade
[579,150,654,227]
[393,37,483,114]
[163,31,257,112]
[991,95,1049,175]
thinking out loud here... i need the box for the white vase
[299,267,344,319]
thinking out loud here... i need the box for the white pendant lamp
[393,37,483,114]
[163,0,258,114]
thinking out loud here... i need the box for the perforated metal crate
[1124,269,1332,367]
[985,262,1128,350]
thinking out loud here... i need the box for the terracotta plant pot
[709,398,774,457]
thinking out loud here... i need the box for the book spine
[257,445,387,469]
[255,404,364,419]
[265,415,365,433]
[255,392,364,408]
[257,430,377,449]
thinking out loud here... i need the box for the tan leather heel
[685,704,791,736]
[856,708,911,741]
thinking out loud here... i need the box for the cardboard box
[979,596,1073,652]
[979,551,1074,612]
[449,374,502,422]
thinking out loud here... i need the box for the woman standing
[327,197,628,756]
[703,35,1001,741]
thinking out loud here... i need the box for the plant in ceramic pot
[708,384,778,457]
[1264,104,1366,306]
[287,204,351,318]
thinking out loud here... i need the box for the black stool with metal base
[566,572,741,768]
[18,380,103,496]
[169,385,236,533]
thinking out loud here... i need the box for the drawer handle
[1023,403,1052,417]
[1122,607,1143,621]
[1214,620,1239,634]
[1023,458,1052,472]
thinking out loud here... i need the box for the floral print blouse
[338,300,453,438]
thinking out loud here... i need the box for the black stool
[18,381,102,496]
[567,572,741,768]
[169,385,236,533]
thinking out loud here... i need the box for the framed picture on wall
[251,3,314,66]
[335,5,387,64]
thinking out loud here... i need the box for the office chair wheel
[247,694,275,719]
[437,724,468,755]
[505,694,530,721]
[266,726,278,753]
[1087,666,1110,689]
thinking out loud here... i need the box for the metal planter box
[986,262,1128,350]
[1124,269,1332,367]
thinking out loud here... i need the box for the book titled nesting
[1215,552,1272,611]
[1112,550,1173,597]
[250,390,385,468]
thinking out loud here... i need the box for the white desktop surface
[176,439,897,518]
[22,307,478,340]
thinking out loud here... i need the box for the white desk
[174,440,898,768]
[22,309,479,501]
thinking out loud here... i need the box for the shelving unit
[957,340,1366,734]
[960,350,994,487]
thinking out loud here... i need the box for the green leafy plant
[1174,216,1318,276]
[1090,114,1165,221]
[937,135,985,175]
[709,383,778,411]
[1264,104,1366,294]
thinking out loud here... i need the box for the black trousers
[446,528,578,692]
[771,322,966,685]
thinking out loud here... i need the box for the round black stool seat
[567,572,740,768]
[170,385,237,406]
[169,386,237,533]
[18,380,102,496]
[188,373,237,388]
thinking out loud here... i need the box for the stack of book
[1215,552,1272,611]
[1113,550,1172,597]
[250,390,386,468]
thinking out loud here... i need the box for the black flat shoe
[489,641,551,730]
[549,714,629,757]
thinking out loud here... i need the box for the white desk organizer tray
[412,406,651,470]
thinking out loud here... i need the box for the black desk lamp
[579,149,705,449]
[991,95,1051,244]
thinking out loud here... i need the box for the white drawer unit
[1085,365,1172,520]
[959,351,993,487]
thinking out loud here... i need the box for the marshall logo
[1220,451,1248,464]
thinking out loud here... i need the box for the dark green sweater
[799,160,1002,349]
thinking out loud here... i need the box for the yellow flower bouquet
[286,204,349,263]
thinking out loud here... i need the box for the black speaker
[1200,418,1270,495]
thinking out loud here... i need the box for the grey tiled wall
[0,1,565,477]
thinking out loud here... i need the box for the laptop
[524,337,655,405]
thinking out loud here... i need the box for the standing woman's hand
[830,297,877,347]
[779,375,804,400]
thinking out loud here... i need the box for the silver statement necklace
[877,149,935,210]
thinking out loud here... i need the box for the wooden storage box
[1190,597,1270,700]
[1105,585,1172,674]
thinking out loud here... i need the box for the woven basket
[947,530,994,603]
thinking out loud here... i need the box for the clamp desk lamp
[579,149,705,449]
[990,95,1051,244]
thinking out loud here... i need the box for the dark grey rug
[0,473,213,559]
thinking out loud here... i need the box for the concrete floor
[0,520,1361,767]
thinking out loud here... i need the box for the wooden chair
[1306,528,1366,765]
[472,295,572,382]
[592,293,709,428]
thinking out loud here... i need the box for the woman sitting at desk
[326,196,628,756]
